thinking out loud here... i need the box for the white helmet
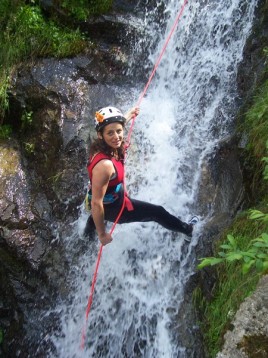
[94,106,126,132]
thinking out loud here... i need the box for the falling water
[49,0,257,357]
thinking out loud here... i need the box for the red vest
[87,152,133,210]
[87,153,124,188]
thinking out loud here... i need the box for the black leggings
[86,197,192,236]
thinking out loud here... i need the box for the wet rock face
[237,0,268,100]
[0,6,146,354]
[0,139,53,266]
[197,136,244,219]
[216,275,268,358]
[1,0,145,272]
[0,139,62,357]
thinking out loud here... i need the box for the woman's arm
[91,160,114,246]
[124,107,140,124]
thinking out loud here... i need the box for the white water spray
[50,0,257,357]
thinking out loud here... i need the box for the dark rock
[196,136,244,219]
[237,0,268,101]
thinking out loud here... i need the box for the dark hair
[89,126,125,160]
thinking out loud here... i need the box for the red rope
[80,0,188,349]
[126,0,188,148]
[80,198,126,349]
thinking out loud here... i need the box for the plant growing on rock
[198,218,268,274]
[198,141,268,274]
[0,0,88,123]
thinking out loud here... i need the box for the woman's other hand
[99,232,113,246]
[125,107,140,122]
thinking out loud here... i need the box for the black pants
[85,197,192,237]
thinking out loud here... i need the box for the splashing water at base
[50,0,258,357]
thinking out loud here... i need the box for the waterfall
[49,0,257,357]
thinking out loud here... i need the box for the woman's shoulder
[91,155,114,177]
[89,152,112,170]
[90,152,110,163]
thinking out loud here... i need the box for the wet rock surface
[216,275,268,358]
[196,136,245,219]
[0,4,146,355]
[237,0,268,101]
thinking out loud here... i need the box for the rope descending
[80,0,189,349]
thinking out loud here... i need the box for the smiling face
[98,122,124,150]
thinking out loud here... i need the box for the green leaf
[197,258,214,269]
[261,233,268,243]
[253,242,268,248]
[209,258,225,266]
[226,253,243,262]
[242,260,255,274]
[248,246,259,254]
[262,261,268,271]
[197,257,224,269]
[227,235,236,249]
[218,251,227,258]
[257,253,268,259]
[243,256,250,263]
[249,210,265,220]
[220,244,232,250]
[240,251,256,258]
[256,259,264,272]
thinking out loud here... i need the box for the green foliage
[0,73,10,122]
[194,213,263,356]
[0,0,89,124]
[198,142,268,275]
[194,265,259,357]
[196,142,268,356]
[0,124,12,139]
[238,79,268,200]
[21,110,33,130]
[0,0,114,124]
[262,140,268,180]
[198,209,268,276]
[198,221,268,275]
[1,4,86,61]
[61,0,113,19]
[23,142,35,153]
[87,0,113,15]
[244,80,268,159]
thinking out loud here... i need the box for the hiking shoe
[185,216,199,242]
[188,216,199,226]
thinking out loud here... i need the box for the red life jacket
[87,153,133,210]
[87,153,124,188]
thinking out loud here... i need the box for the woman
[85,106,198,246]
